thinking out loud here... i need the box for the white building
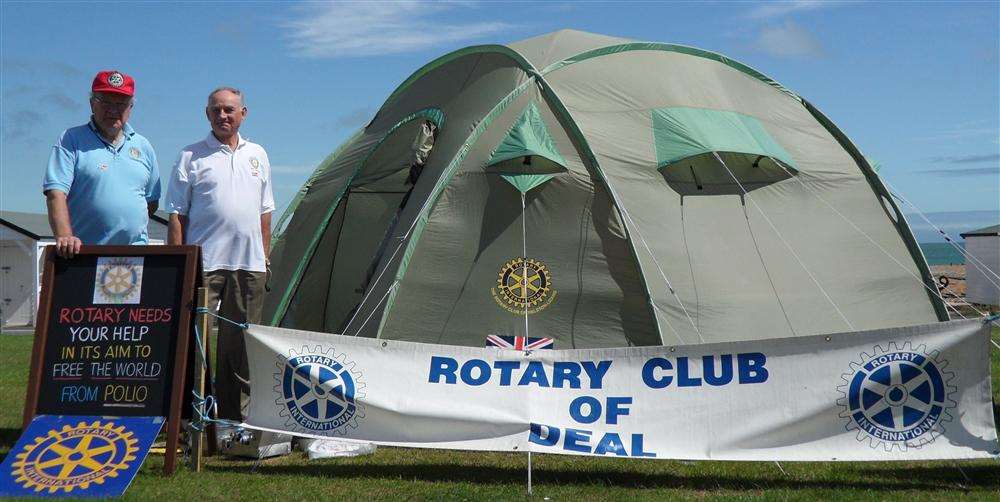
[960,224,1000,307]
[0,211,167,328]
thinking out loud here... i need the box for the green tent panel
[652,107,797,169]
[487,102,568,193]
[499,173,554,193]
[263,29,947,350]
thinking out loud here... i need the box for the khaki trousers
[204,269,266,420]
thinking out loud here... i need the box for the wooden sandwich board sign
[21,245,202,476]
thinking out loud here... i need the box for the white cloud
[283,1,513,58]
[745,0,831,21]
[910,119,999,142]
[750,21,826,58]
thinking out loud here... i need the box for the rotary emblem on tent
[836,341,956,451]
[273,346,366,434]
[492,257,556,315]
[10,420,138,494]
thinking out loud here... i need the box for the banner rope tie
[194,306,250,329]
[190,306,251,434]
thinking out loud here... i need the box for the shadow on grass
[0,427,24,458]
[993,401,999,435]
[0,427,22,448]
[206,461,999,492]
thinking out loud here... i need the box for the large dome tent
[263,29,947,348]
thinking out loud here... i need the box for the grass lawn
[2,329,999,500]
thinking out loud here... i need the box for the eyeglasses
[92,95,134,111]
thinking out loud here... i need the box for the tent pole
[952,461,971,483]
[521,190,533,495]
[527,449,533,494]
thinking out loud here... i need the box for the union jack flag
[485,335,554,350]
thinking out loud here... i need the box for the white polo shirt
[165,133,275,272]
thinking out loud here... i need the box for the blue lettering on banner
[737,353,769,383]
[518,361,550,387]
[460,359,491,386]
[430,354,766,389]
[677,357,701,387]
[641,353,769,389]
[703,354,733,386]
[427,356,612,389]
[569,396,602,424]
[569,396,633,424]
[529,423,656,458]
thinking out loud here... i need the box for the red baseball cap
[91,70,134,97]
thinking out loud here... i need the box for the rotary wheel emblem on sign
[101,266,137,297]
[492,257,556,315]
[837,342,956,451]
[10,420,138,494]
[274,346,366,434]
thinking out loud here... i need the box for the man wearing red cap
[42,70,161,257]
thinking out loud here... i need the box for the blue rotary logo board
[0,415,162,498]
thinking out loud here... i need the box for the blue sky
[2,1,997,238]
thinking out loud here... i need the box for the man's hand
[45,189,80,258]
[55,235,82,258]
[168,213,187,245]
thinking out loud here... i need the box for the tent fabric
[264,29,946,349]
[488,102,568,193]
[652,107,797,169]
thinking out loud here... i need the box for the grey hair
[207,87,245,107]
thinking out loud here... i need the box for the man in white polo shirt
[165,86,274,421]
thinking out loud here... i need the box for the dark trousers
[204,269,266,420]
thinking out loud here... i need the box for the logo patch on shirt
[250,157,260,177]
[99,163,108,172]
[129,147,141,160]
[107,72,124,87]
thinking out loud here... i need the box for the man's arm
[261,212,271,259]
[45,189,81,258]
[168,213,187,245]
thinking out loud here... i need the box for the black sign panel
[24,247,198,423]
[22,246,201,476]
[33,254,186,415]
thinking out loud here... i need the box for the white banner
[243,319,998,461]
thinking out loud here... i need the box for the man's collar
[205,132,245,150]
[88,118,134,144]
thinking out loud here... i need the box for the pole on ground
[527,450,533,495]
[190,287,209,472]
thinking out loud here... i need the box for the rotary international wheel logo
[10,420,138,494]
[837,342,956,451]
[492,257,556,315]
[93,256,144,304]
[274,346,366,433]
[107,72,124,87]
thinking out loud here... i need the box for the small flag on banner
[485,335,554,350]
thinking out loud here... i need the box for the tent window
[660,152,798,198]
[651,107,798,199]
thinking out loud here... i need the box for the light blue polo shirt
[43,121,161,244]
